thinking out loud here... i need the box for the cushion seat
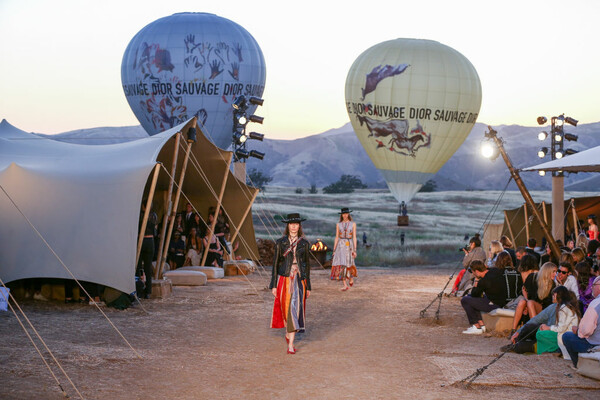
[163,270,207,286]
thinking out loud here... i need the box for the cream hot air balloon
[345,39,482,205]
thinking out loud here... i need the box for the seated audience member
[452,234,486,296]
[540,242,559,265]
[566,239,575,251]
[500,235,517,266]
[173,214,186,240]
[461,260,511,335]
[562,276,600,368]
[571,247,586,265]
[203,227,224,268]
[503,303,558,354]
[586,239,600,260]
[182,202,195,235]
[189,212,207,239]
[494,252,523,309]
[576,261,595,313]
[511,254,539,332]
[527,262,557,317]
[515,246,528,268]
[535,286,580,358]
[526,238,541,266]
[168,232,186,269]
[184,227,203,266]
[576,233,589,254]
[556,262,579,300]
[486,240,504,268]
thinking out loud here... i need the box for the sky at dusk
[1,0,599,139]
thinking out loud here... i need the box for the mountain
[7,118,600,191]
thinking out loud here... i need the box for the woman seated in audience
[189,212,207,239]
[576,261,595,313]
[500,235,517,266]
[495,251,523,311]
[173,214,186,239]
[535,286,580,359]
[184,227,203,266]
[203,226,224,267]
[555,262,579,300]
[571,247,586,265]
[511,254,539,332]
[168,232,186,269]
[527,262,557,317]
[486,240,504,268]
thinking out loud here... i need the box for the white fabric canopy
[0,118,259,294]
[523,144,600,172]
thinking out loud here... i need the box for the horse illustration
[361,64,409,100]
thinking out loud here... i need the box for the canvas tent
[0,118,259,295]
[501,197,600,247]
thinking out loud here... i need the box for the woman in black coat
[270,213,311,354]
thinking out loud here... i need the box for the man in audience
[183,202,195,236]
[562,276,600,368]
[526,238,541,266]
[461,259,510,334]
[515,246,527,267]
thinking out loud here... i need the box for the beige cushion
[577,352,600,380]
[179,266,224,279]
[163,270,207,286]
[489,308,516,318]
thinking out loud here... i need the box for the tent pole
[157,139,193,279]
[504,211,516,248]
[541,201,548,224]
[523,203,530,242]
[155,133,182,278]
[136,163,161,267]
[228,189,259,260]
[201,155,232,267]
[571,198,578,241]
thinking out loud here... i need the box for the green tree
[308,184,318,194]
[322,175,367,194]
[247,168,273,192]
[418,179,437,193]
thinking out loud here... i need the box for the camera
[458,245,469,252]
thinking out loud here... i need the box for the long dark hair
[552,285,581,324]
[575,261,592,292]
[284,223,304,238]
[494,251,513,271]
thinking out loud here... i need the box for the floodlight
[565,149,578,156]
[538,131,548,141]
[232,95,246,110]
[555,115,565,127]
[248,132,264,141]
[554,134,563,142]
[555,151,564,159]
[248,115,264,124]
[537,116,547,125]
[249,150,265,160]
[538,170,546,176]
[248,96,264,106]
[237,115,248,125]
[233,132,247,145]
[564,133,578,142]
[537,147,548,158]
[235,149,249,160]
[481,142,495,158]
[565,116,578,126]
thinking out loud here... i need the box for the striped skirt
[271,274,307,333]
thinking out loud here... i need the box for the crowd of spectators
[453,226,600,370]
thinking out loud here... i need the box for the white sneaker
[33,293,48,301]
[462,325,485,335]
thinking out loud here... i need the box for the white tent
[0,118,259,294]
[523,144,600,172]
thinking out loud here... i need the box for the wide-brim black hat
[281,213,306,223]
[338,207,353,214]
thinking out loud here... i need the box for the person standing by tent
[331,208,358,290]
[270,213,311,354]
[587,215,598,241]
[138,202,157,299]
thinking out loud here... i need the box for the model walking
[332,207,357,291]
[270,213,311,354]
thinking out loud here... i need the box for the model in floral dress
[331,207,357,291]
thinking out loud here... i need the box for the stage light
[564,133,578,142]
[481,142,494,158]
[565,116,578,126]
[537,116,547,125]
[538,131,548,141]
[555,151,564,159]
[187,126,197,143]
[537,147,548,158]
[232,95,246,110]
[248,132,264,141]
[237,115,248,125]
[555,115,565,127]
[249,150,265,160]
[554,134,563,142]
[248,115,264,124]
[235,149,249,160]
[539,170,546,176]
[565,149,578,156]
[248,96,264,106]
[233,132,247,145]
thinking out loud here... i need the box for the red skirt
[271,275,307,333]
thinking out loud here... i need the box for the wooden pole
[228,189,259,260]
[155,133,181,278]
[157,139,193,279]
[571,198,578,240]
[523,203,530,243]
[201,155,232,267]
[504,211,516,248]
[487,126,561,259]
[136,163,161,266]
[541,201,548,224]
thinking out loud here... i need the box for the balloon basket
[397,215,409,226]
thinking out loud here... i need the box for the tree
[308,184,318,194]
[322,174,367,194]
[418,179,437,193]
[295,187,303,194]
[247,168,273,191]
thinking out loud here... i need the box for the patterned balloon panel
[345,39,482,204]
[121,13,266,149]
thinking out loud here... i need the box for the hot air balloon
[121,12,266,149]
[345,39,482,207]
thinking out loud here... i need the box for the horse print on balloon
[361,64,410,100]
[356,115,431,157]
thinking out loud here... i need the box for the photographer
[452,234,486,296]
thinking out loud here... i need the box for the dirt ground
[1,265,599,400]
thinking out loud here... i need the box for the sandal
[341,287,349,291]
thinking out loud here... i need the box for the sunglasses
[558,270,569,275]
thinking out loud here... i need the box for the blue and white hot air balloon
[121,12,266,149]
